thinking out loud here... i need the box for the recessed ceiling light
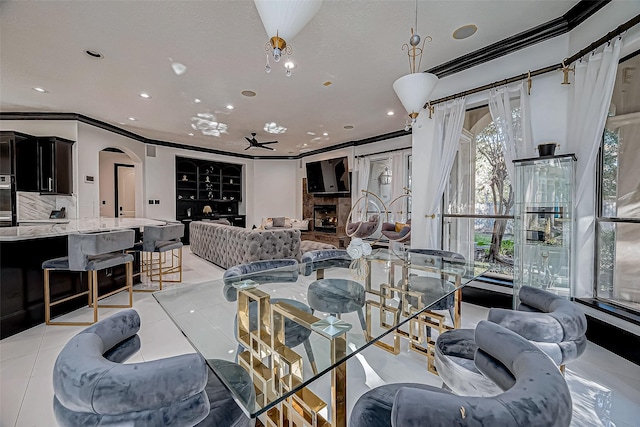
[188,133,194,136]
[387,111,394,116]
[32,87,48,93]
[85,50,103,59]
[226,105,234,110]
[194,98,201,103]
[303,143,308,147]
[241,90,256,97]
[171,62,187,75]
[344,125,354,130]
[139,92,151,99]
[307,131,315,136]
[323,81,332,86]
[128,117,137,121]
[322,132,328,136]
[453,24,478,40]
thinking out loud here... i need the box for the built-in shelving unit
[176,157,245,243]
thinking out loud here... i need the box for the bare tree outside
[474,111,516,266]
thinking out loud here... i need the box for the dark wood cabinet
[175,156,245,235]
[16,136,74,195]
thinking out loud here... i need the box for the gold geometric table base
[236,288,347,427]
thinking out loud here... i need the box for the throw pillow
[273,217,286,227]
[395,222,408,233]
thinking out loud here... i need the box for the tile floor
[1,249,639,427]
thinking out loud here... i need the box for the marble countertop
[0,218,168,242]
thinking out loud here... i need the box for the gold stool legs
[137,247,183,292]
[44,269,95,326]
[45,262,134,326]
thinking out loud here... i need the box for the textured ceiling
[0,0,579,156]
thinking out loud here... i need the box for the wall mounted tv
[306,157,350,195]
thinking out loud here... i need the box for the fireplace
[313,205,338,233]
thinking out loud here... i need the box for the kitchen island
[0,218,166,338]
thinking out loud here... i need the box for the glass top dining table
[153,248,490,422]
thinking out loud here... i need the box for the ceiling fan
[244,133,278,151]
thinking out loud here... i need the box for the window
[596,51,640,311]
[443,106,517,280]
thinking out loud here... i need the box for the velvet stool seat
[52,309,254,427]
[307,278,367,335]
[223,259,318,374]
[350,321,573,427]
[42,229,135,326]
[131,223,184,292]
[434,285,588,396]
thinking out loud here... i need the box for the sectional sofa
[189,221,333,268]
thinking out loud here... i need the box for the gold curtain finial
[560,59,575,85]
[427,102,434,119]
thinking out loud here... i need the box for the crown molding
[426,0,611,78]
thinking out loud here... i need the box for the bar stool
[132,223,184,292]
[43,229,135,326]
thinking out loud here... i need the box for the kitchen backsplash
[16,192,78,221]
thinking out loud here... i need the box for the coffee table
[154,251,489,427]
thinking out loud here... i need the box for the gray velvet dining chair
[300,248,352,279]
[434,285,587,396]
[350,320,573,427]
[223,259,318,374]
[52,309,254,427]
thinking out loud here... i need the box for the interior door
[116,165,136,218]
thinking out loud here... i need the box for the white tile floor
[1,249,639,427]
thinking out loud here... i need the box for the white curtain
[566,38,623,297]
[424,97,467,248]
[488,82,534,180]
[390,151,406,221]
[354,156,371,221]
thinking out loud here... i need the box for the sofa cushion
[272,217,285,227]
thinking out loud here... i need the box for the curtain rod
[354,146,411,159]
[428,13,640,107]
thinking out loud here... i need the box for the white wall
[252,160,298,227]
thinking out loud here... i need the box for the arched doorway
[99,147,140,218]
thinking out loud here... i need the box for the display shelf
[513,154,575,306]
[175,156,244,225]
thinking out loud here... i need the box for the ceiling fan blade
[245,136,252,143]
[261,141,278,145]
[262,145,275,151]
[244,146,251,150]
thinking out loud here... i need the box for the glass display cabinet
[513,154,576,307]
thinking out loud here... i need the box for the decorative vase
[537,143,558,157]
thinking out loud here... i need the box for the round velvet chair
[434,285,587,396]
[350,320,573,427]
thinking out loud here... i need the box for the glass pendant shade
[254,0,322,42]
[393,72,438,120]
